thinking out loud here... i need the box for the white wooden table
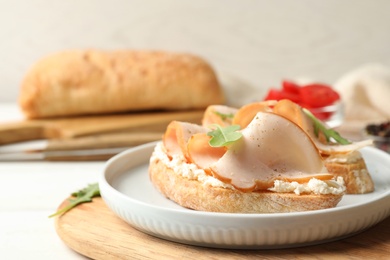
[0,103,97,259]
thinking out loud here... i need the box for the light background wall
[1,0,390,102]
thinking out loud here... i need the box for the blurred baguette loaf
[19,50,225,119]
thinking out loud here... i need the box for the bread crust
[324,152,374,194]
[149,157,343,213]
[19,50,224,118]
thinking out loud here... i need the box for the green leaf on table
[303,108,351,145]
[207,124,242,147]
[49,183,100,218]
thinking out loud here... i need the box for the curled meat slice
[187,133,226,175]
[210,112,333,192]
[163,121,208,158]
[232,100,276,128]
[202,105,238,127]
[273,99,373,155]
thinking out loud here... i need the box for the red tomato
[313,112,332,120]
[299,84,340,108]
[282,80,301,94]
[263,81,340,117]
[264,88,282,100]
[264,88,300,102]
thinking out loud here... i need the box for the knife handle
[45,132,163,151]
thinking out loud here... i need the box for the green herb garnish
[207,124,243,147]
[213,111,235,121]
[303,108,351,145]
[49,183,100,218]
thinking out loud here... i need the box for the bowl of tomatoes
[264,80,344,128]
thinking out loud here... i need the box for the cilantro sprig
[49,183,100,218]
[303,108,351,145]
[207,124,243,147]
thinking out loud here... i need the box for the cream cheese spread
[268,177,345,195]
[150,142,233,189]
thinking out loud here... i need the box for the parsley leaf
[213,111,234,121]
[49,183,100,218]
[303,109,351,145]
[207,124,243,147]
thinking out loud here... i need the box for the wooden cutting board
[54,197,390,259]
[0,110,204,145]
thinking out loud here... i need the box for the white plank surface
[1,0,390,102]
[0,104,100,259]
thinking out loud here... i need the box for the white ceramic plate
[99,141,390,249]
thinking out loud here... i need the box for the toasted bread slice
[149,157,344,213]
[324,151,374,194]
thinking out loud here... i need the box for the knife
[0,132,162,161]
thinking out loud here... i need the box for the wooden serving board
[55,197,390,259]
[0,110,204,145]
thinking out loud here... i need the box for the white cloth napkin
[333,64,390,140]
[334,64,390,122]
